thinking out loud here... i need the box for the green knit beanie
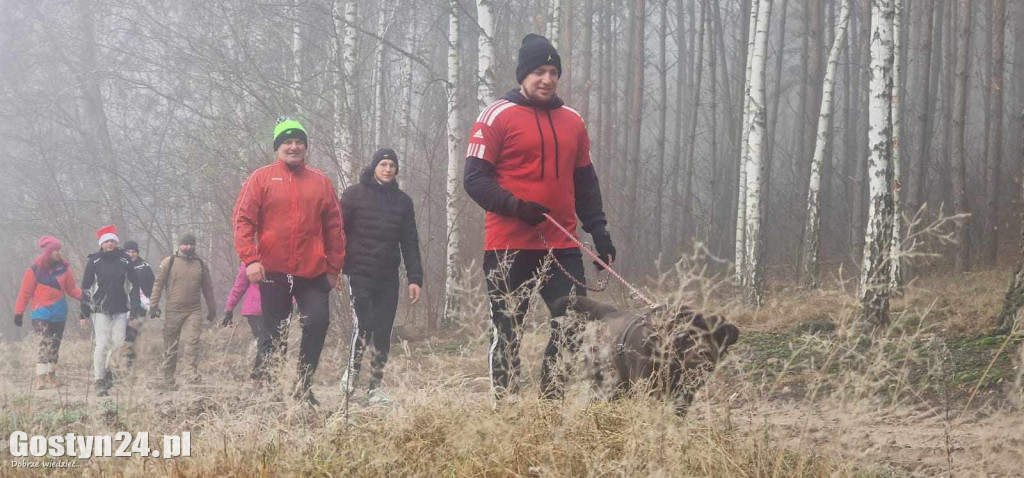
[273,119,308,151]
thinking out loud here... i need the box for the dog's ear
[712,323,740,351]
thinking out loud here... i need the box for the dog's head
[663,307,740,413]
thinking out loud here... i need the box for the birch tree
[442,0,463,328]
[332,0,357,187]
[741,0,773,307]
[800,0,850,289]
[547,0,562,48]
[373,1,391,148]
[477,0,497,107]
[735,0,760,284]
[889,0,902,290]
[860,0,896,327]
[291,0,303,116]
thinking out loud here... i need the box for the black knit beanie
[179,233,197,246]
[123,240,139,253]
[516,34,562,84]
[370,148,399,172]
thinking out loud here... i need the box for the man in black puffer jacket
[340,148,423,403]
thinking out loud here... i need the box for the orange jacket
[233,160,347,279]
[15,262,82,321]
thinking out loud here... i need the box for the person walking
[148,233,216,390]
[81,225,142,396]
[339,148,423,404]
[13,236,83,389]
[122,240,154,371]
[222,264,266,371]
[233,118,346,405]
[463,34,617,400]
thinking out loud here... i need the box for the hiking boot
[291,387,319,407]
[367,388,391,405]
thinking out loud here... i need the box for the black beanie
[179,233,197,246]
[516,34,562,84]
[370,148,399,172]
[123,240,139,253]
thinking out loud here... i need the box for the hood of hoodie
[359,166,400,190]
[501,89,564,110]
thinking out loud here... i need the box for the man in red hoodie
[464,34,616,400]
[233,119,346,405]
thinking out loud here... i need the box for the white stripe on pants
[92,312,128,380]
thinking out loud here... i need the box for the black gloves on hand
[591,227,617,271]
[14,314,23,327]
[222,310,234,327]
[131,307,145,319]
[515,200,551,226]
[150,306,162,319]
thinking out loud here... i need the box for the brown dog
[551,296,739,415]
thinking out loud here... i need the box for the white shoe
[367,389,391,405]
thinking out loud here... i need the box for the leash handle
[541,213,659,310]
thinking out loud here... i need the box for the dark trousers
[346,274,400,391]
[32,320,66,364]
[257,273,331,391]
[483,248,587,399]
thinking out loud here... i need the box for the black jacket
[341,168,423,288]
[130,257,155,298]
[81,249,142,315]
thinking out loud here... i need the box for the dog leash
[539,213,659,310]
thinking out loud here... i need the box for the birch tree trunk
[983,0,1006,267]
[735,0,760,285]
[477,0,497,108]
[951,0,971,272]
[801,0,850,289]
[399,9,415,161]
[742,0,772,307]
[860,0,895,328]
[442,0,463,328]
[548,0,562,48]
[292,0,303,115]
[889,0,902,290]
[333,0,358,187]
[373,2,390,149]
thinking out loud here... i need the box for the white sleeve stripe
[475,99,508,123]
[485,102,516,126]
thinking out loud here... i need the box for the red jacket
[464,91,596,250]
[233,160,346,278]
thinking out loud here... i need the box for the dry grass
[3,258,1023,476]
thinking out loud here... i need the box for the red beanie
[96,225,119,247]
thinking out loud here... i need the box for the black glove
[514,200,551,226]
[14,314,23,327]
[150,306,162,319]
[222,310,234,327]
[131,306,145,319]
[591,227,617,271]
[80,302,92,318]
